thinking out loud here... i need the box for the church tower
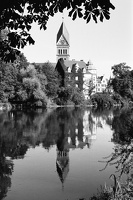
[56,21,70,61]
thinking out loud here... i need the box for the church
[34,20,108,98]
[55,21,97,99]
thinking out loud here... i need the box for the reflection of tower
[56,149,69,189]
[56,125,69,189]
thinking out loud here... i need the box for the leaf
[26,36,35,45]
[72,10,77,20]
[104,12,110,20]
[109,2,115,10]
[92,14,97,23]
[68,8,75,17]
[86,14,91,23]
[78,8,83,18]
[100,13,104,22]
[26,25,31,31]
[103,10,110,20]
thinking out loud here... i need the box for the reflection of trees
[0,136,13,199]
[111,109,133,176]
[100,109,133,198]
[91,108,113,129]
[112,109,133,144]
[0,154,13,200]
[0,107,112,155]
[0,110,46,199]
[42,108,85,148]
[0,107,120,198]
[0,107,114,197]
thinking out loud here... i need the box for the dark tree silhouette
[0,0,115,62]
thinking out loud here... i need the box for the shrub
[71,90,85,105]
[111,93,123,104]
[91,93,114,108]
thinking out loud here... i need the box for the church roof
[64,60,86,70]
[55,59,96,75]
[57,22,69,45]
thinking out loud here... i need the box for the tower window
[58,49,60,55]
[62,49,67,55]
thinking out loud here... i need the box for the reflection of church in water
[56,145,69,188]
[55,108,97,187]
[55,107,109,187]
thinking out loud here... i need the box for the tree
[0,53,28,102]
[110,63,133,99]
[0,0,115,62]
[35,62,59,98]
[19,64,48,107]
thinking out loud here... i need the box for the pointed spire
[56,21,69,45]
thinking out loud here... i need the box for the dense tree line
[0,54,85,107]
[110,63,133,101]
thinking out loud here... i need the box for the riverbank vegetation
[91,63,133,109]
[0,54,86,108]
[0,56,132,109]
[78,107,133,200]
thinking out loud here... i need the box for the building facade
[96,75,108,93]
[55,21,98,99]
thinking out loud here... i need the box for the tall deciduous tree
[19,64,48,106]
[110,63,133,99]
[0,53,28,102]
[35,62,59,98]
[0,0,115,62]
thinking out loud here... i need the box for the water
[0,107,130,200]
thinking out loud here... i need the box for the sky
[22,0,133,78]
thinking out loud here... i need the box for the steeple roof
[56,22,69,45]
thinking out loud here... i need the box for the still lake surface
[0,107,129,200]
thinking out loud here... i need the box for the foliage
[88,174,133,200]
[98,109,133,199]
[91,93,114,108]
[55,85,85,106]
[35,62,59,98]
[110,63,133,100]
[19,64,48,107]
[0,53,28,102]
[0,0,115,62]
[55,87,72,105]
[0,57,49,107]
[71,90,85,105]
[111,93,123,105]
[89,187,111,200]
